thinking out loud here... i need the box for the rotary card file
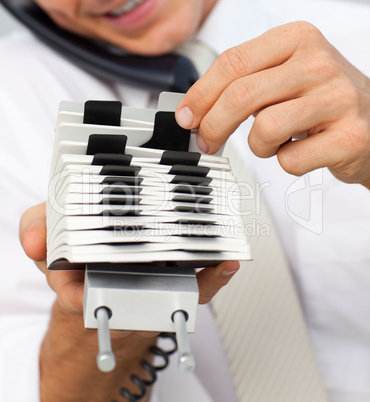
[46,92,251,373]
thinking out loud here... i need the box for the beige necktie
[211,140,328,402]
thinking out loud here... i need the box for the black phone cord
[111,332,178,402]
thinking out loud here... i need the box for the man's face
[34,0,217,55]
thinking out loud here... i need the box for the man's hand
[176,21,370,189]
[19,202,239,401]
[19,202,239,315]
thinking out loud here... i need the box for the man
[1,0,370,401]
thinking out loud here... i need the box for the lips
[109,0,146,16]
[103,0,158,34]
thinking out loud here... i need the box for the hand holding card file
[46,92,251,375]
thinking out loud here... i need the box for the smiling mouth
[109,0,146,16]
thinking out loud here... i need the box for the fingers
[248,93,340,158]
[19,202,49,274]
[197,261,240,304]
[176,23,302,130]
[18,203,239,315]
[19,202,86,314]
[190,63,304,154]
[55,260,241,326]
[277,123,370,180]
[49,270,85,314]
[176,23,328,154]
[19,202,47,262]
[175,21,339,158]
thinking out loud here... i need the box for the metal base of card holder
[83,263,198,373]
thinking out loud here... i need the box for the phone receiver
[0,0,199,92]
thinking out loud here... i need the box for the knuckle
[346,120,369,151]
[334,165,360,183]
[320,55,341,77]
[348,85,361,105]
[277,147,302,176]
[293,20,323,42]
[219,47,252,77]
[226,79,255,111]
[334,85,360,113]
[199,117,216,144]
[253,110,282,145]
[190,81,212,105]
[250,111,284,158]
[302,52,341,80]
[329,146,364,183]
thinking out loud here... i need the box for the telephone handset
[0,0,199,92]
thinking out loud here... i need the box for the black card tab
[174,205,214,214]
[169,165,210,177]
[172,195,212,204]
[100,165,141,176]
[102,177,143,186]
[92,153,133,166]
[160,150,201,166]
[84,100,122,126]
[171,175,212,186]
[142,112,190,152]
[172,185,213,195]
[86,134,127,155]
[101,186,142,196]
[99,197,141,206]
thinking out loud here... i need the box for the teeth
[109,0,145,16]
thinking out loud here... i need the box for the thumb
[19,202,47,262]
[197,260,240,304]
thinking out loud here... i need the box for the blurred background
[0,3,23,37]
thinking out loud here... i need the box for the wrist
[40,300,156,402]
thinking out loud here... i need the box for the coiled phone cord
[111,332,178,402]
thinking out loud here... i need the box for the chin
[126,45,178,56]
[108,29,192,56]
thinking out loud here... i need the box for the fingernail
[221,269,238,277]
[196,132,209,153]
[176,106,193,128]
[214,261,240,277]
